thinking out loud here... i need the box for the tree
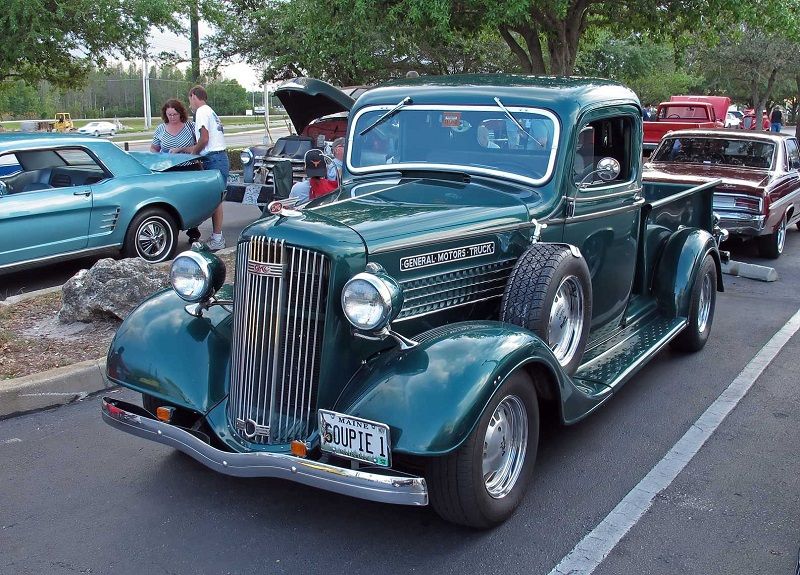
[0,0,177,89]
[204,0,517,85]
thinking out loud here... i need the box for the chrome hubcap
[483,395,528,499]
[777,219,786,254]
[137,218,169,259]
[548,276,585,367]
[698,272,712,333]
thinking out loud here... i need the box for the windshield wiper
[494,97,545,148]
[359,96,412,136]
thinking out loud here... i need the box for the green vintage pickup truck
[102,75,726,528]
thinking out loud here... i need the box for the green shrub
[227,147,245,172]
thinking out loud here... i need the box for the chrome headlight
[170,248,226,302]
[341,271,403,331]
[240,150,253,165]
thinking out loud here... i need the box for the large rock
[58,258,169,323]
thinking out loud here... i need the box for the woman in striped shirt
[150,99,196,153]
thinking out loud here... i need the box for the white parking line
[549,307,800,575]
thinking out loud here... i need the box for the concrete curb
[1,248,237,418]
[0,358,111,419]
[722,260,779,282]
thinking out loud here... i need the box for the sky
[148,22,262,91]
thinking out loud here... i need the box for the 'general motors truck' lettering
[400,241,495,271]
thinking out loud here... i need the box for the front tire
[124,208,178,263]
[757,215,786,259]
[426,370,539,528]
[670,254,717,352]
[501,244,592,374]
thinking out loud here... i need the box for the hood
[307,177,535,253]
[275,77,355,134]
[644,163,770,191]
[128,151,202,172]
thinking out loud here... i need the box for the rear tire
[123,208,178,263]
[757,216,786,259]
[426,370,539,528]
[501,244,592,374]
[670,254,717,352]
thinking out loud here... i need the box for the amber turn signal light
[291,440,308,458]
[156,406,175,422]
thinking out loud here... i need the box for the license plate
[318,410,391,467]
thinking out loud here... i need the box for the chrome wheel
[698,270,713,333]
[548,276,585,367]
[136,216,172,261]
[777,218,786,254]
[483,395,528,499]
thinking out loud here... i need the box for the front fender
[106,287,233,413]
[333,321,567,456]
[654,228,722,318]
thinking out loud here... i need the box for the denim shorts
[201,150,230,183]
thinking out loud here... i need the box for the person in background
[477,124,500,149]
[289,149,339,205]
[330,137,345,180]
[150,99,195,154]
[175,85,229,251]
[770,107,783,133]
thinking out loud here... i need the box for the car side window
[785,138,800,171]
[8,147,109,194]
[573,115,634,188]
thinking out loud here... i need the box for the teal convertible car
[0,133,226,273]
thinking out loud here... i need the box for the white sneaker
[206,236,226,251]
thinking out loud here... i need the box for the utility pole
[142,56,152,129]
[190,1,200,84]
[263,83,272,145]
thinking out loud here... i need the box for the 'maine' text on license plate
[318,410,390,467]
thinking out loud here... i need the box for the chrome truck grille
[228,237,330,445]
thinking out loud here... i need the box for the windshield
[652,136,775,169]
[347,105,559,185]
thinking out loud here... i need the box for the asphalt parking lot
[1,231,799,574]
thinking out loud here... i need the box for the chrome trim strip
[573,186,643,201]
[402,260,516,294]
[0,245,121,273]
[648,179,721,209]
[346,104,561,186]
[370,221,536,254]
[102,398,428,506]
[566,198,646,222]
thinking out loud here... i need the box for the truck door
[562,107,644,343]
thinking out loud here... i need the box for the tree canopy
[0,0,177,89]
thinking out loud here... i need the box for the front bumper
[101,397,428,506]
[716,211,766,236]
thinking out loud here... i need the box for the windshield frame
[345,104,561,186]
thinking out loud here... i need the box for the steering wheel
[667,114,681,118]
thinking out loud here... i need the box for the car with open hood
[0,133,225,273]
[102,75,726,528]
[227,78,355,204]
[645,128,800,258]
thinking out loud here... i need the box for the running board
[573,314,687,397]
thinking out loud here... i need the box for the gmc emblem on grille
[247,261,284,277]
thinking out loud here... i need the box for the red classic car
[644,128,800,258]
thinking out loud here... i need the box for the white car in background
[77,121,117,137]
[725,111,743,128]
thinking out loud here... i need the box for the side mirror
[596,157,621,181]
[578,157,621,189]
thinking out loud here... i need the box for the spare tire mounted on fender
[501,244,592,374]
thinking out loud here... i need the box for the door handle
[73,190,91,197]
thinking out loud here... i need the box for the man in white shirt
[186,85,228,251]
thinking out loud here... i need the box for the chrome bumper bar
[716,212,766,236]
[101,397,428,506]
